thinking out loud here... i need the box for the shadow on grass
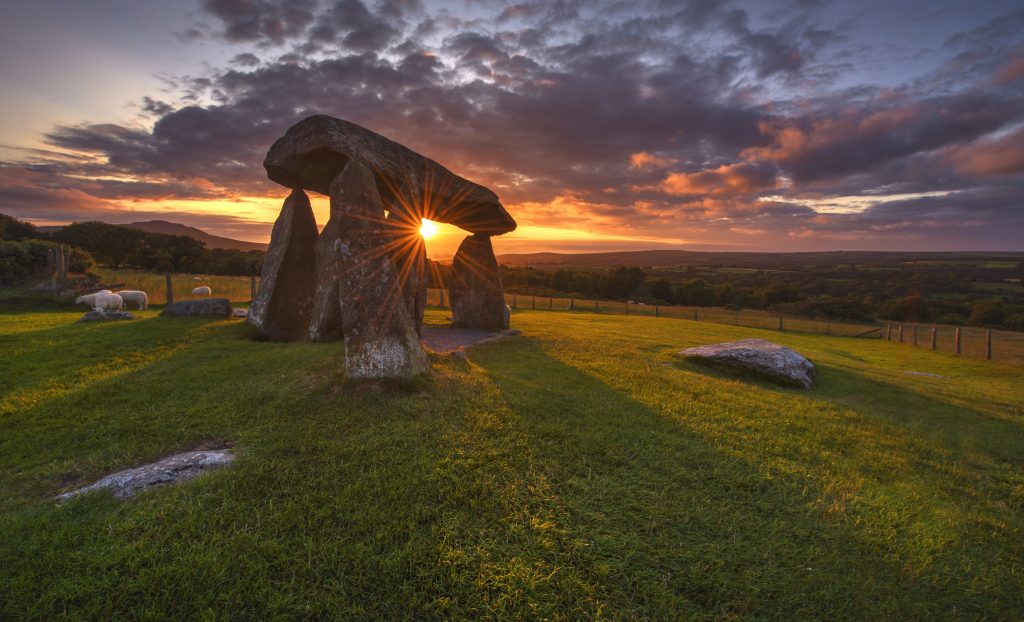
[464,335,1023,618]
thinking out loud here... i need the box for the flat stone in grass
[78,310,135,322]
[679,338,815,389]
[57,449,235,501]
[162,298,233,317]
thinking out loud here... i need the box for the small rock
[162,298,233,317]
[78,310,135,322]
[57,449,235,500]
[679,339,816,389]
[231,308,249,319]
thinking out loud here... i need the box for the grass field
[2,306,1023,619]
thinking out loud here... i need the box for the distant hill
[496,249,1024,268]
[117,221,267,251]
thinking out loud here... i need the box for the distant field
[1,306,1023,619]
[973,281,1024,293]
[99,270,258,304]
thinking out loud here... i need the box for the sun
[419,218,438,239]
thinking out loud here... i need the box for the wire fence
[100,271,258,305]
[86,276,1024,364]
[427,289,1024,364]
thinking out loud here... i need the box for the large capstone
[264,115,516,235]
[248,189,319,341]
[329,160,429,379]
[678,339,816,389]
[450,234,508,331]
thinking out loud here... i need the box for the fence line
[425,289,1024,364]
[92,275,1023,364]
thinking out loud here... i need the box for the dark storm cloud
[201,0,317,44]
[3,0,1023,249]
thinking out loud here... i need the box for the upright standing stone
[329,161,429,379]
[248,189,318,341]
[308,206,346,343]
[385,208,428,335]
[450,234,508,331]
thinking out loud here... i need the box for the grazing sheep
[115,290,148,310]
[74,290,112,307]
[191,286,212,296]
[93,293,124,312]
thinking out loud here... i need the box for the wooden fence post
[595,300,599,313]
[625,302,629,315]
[512,294,517,309]
[165,274,173,304]
[549,297,553,310]
[778,315,783,331]
[898,324,904,343]
[250,275,257,302]
[569,298,575,311]
[532,296,536,310]
[441,289,446,307]
[912,325,917,346]
[986,329,992,360]
[930,327,937,350]
[734,310,739,325]
[886,322,892,341]
[694,309,699,322]
[826,318,831,336]
[955,327,961,354]
[655,305,659,318]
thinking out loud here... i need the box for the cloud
[658,162,779,196]
[200,0,317,45]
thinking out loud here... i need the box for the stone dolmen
[249,115,517,379]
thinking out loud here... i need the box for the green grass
[1,306,1023,620]
[99,270,258,304]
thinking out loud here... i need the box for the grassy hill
[1,307,1022,619]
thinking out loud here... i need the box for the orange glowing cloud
[945,127,1024,177]
[629,151,674,169]
[658,161,778,196]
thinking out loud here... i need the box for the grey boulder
[679,339,815,388]
[450,234,508,331]
[79,310,135,322]
[162,298,233,318]
[58,450,235,500]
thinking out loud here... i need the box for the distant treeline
[498,263,1024,330]
[0,213,263,278]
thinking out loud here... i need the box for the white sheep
[191,285,212,296]
[74,290,112,307]
[115,290,148,310]
[93,293,124,312]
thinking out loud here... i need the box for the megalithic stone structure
[248,189,318,341]
[259,114,518,380]
[328,161,429,379]
[450,233,508,331]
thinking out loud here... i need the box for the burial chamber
[249,114,516,379]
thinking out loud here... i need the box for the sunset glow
[0,1,1019,251]
[419,218,438,240]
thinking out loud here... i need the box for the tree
[968,298,1007,327]
[0,213,37,241]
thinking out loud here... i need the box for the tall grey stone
[308,206,346,343]
[450,234,508,331]
[329,161,429,379]
[248,189,318,341]
[385,208,428,335]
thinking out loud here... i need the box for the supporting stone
[329,161,429,380]
[385,208,428,335]
[450,234,508,331]
[308,204,346,343]
[248,189,319,341]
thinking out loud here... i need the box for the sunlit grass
[1,307,1022,619]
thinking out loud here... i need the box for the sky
[0,0,1022,258]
